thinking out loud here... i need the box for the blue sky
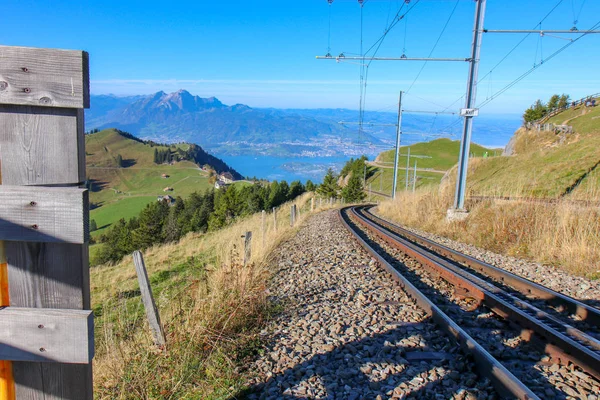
[2,0,599,114]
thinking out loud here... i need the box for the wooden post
[273,207,277,233]
[290,205,296,227]
[132,251,166,347]
[311,197,314,212]
[0,46,93,399]
[261,210,266,248]
[243,232,252,266]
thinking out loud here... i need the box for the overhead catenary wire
[477,18,600,109]
[405,0,461,94]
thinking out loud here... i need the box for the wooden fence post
[243,232,252,266]
[290,205,296,226]
[261,210,266,248]
[311,197,314,211]
[132,251,166,347]
[0,45,93,398]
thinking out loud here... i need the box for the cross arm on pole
[316,56,470,62]
[483,29,600,34]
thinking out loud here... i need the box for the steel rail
[338,207,539,400]
[350,206,600,380]
[362,206,600,328]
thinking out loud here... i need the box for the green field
[86,129,214,236]
[366,138,500,197]
[463,104,600,199]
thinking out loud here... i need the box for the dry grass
[92,193,337,399]
[376,186,600,278]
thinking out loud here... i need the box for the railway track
[340,205,600,399]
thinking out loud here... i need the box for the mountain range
[87,90,381,156]
[87,90,521,157]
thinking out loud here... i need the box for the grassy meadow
[86,129,215,237]
[92,193,334,399]
[375,104,600,277]
[366,138,501,197]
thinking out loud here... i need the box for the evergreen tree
[523,99,547,123]
[305,180,316,192]
[289,180,305,199]
[341,173,366,203]
[547,94,560,110]
[317,168,340,199]
[558,94,570,109]
[90,219,98,232]
[116,154,123,167]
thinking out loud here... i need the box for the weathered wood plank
[0,46,92,397]
[0,186,88,244]
[0,105,84,186]
[0,46,89,109]
[0,307,93,363]
[132,251,166,347]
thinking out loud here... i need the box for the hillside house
[214,180,229,189]
[219,172,235,184]
[157,195,176,206]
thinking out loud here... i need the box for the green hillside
[86,129,214,237]
[461,104,600,199]
[367,138,500,196]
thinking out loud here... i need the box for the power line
[478,18,600,109]
[405,0,461,94]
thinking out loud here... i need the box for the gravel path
[245,210,494,399]
[372,209,600,306]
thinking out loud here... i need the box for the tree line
[93,180,308,265]
[523,94,570,123]
[317,156,372,202]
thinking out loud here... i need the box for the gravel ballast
[245,210,493,399]
[372,209,600,304]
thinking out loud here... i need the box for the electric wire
[405,0,460,94]
[477,18,600,109]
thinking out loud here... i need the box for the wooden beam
[0,45,93,398]
[0,46,89,109]
[0,307,93,364]
[0,106,85,186]
[0,186,88,244]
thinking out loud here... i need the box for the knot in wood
[38,324,44,329]
[23,87,31,93]
[31,224,39,230]
[39,96,52,105]
[39,347,46,352]
[0,81,7,91]
[29,201,37,206]
[21,67,29,72]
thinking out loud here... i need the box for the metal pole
[405,147,410,191]
[392,91,403,199]
[453,0,487,210]
[412,161,417,193]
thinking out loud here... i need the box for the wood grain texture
[0,307,93,363]
[0,47,92,397]
[0,106,84,186]
[132,251,166,347]
[0,186,88,244]
[0,46,89,109]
